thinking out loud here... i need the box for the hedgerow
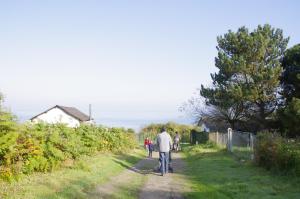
[0,122,137,181]
[254,133,300,176]
[139,122,196,143]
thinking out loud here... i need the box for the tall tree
[277,44,300,137]
[281,44,300,101]
[201,24,289,131]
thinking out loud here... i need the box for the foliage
[200,24,289,131]
[183,143,300,198]
[0,94,17,133]
[139,122,196,143]
[0,123,138,181]
[190,130,208,144]
[254,132,300,176]
[281,43,300,101]
[277,44,300,138]
[0,149,145,198]
[0,91,137,181]
[277,97,300,137]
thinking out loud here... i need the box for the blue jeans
[159,152,169,175]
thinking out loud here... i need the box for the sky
[1,0,300,129]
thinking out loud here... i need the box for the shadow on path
[112,158,161,176]
[138,152,190,199]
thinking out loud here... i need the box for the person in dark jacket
[148,140,154,158]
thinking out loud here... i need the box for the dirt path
[139,152,189,199]
[89,152,189,199]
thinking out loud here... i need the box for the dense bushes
[139,122,197,143]
[278,98,300,138]
[0,123,137,181]
[190,130,208,144]
[254,133,300,176]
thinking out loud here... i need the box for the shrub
[254,132,300,176]
[0,123,138,181]
[278,97,300,138]
[190,130,208,144]
[139,122,196,143]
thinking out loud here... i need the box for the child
[173,132,180,152]
[144,137,149,155]
[148,140,154,158]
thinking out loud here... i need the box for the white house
[30,105,94,127]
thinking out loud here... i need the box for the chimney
[89,104,92,120]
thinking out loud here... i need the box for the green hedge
[0,123,137,181]
[139,122,197,143]
[254,133,300,176]
[190,130,208,144]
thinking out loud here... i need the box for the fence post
[227,128,233,152]
[216,131,219,146]
[250,133,254,160]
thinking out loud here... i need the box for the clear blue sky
[1,0,300,128]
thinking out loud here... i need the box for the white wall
[32,107,80,127]
[83,120,95,125]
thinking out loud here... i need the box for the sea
[16,113,194,132]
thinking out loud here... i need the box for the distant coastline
[16,113,193,132]
[97,117,194,131]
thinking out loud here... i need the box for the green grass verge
[104,174,147,199]
[0,149,145,199]
[232,146,253,161]
[182,143,300,199]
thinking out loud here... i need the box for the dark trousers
[148,149,153,157]
[159,152,169,175]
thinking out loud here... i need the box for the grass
[232,146,253,161]
[182,143,300,199]
[103,173,147,199]
[4,142,298,199]
[0,148,146,199]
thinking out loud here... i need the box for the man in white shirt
[156,127,173,176]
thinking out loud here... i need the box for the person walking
[144,137,150,155]
[173,132,181,152]
[156,127,172,176]
[148,140,154,158]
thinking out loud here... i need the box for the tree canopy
[278,44,300,137]
[281,44,300,101]
[200,24,289,131]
